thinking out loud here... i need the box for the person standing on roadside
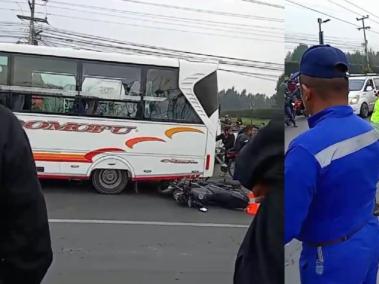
[286,45,379,283]
[0,105,52,284]
[216,126,236,163]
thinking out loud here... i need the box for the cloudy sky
[0,0,284,95]
[286,0,379,53]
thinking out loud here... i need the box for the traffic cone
[246,191,260,216]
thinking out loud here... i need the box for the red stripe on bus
[133,174,200,181]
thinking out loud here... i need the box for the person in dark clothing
[233,125,254,153]
[284,92,297,127]
[217,126,236,164]
[0,105,52,284]
[233,113,284,284]
[216,126,235,151]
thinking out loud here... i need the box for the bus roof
[0,43,181,68]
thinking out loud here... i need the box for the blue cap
[297,45,349,79]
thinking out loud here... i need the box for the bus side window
[0,55,10,109]
[13,54,77,90]
[82,61,142,118]
[0,54,8,86]
[144,68,201,123]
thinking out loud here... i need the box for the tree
[218,88,275,111]
[273,73,286,108]
[288,44,379,74]
[286,44,309,63]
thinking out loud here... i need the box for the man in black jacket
[233,113,284,284]
[216,126,235,163]
[0,105,52,283]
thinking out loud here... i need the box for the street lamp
[318,18,330,44]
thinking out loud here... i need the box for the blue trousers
[300,217,379,284]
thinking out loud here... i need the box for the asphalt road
[41,179,251,284]
[284,116,308,150]
[284,117,307,284]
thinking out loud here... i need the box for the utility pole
[317,18,330,44]
[17,0,48,45]
[357,15,370,71]
[29,0,35,44]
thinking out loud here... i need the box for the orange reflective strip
[33,152,90,163]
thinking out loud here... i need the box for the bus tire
[91,169,128,194]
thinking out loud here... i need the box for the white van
[349,75,379,118]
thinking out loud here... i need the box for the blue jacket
[285,106,379,244]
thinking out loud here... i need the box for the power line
[0,7,20,12]
[285,35,363,48]
[42,33,282,80]
[326,0,359,16]
[284,41,362,52]
[218,68,279,81]
[13,0,48,44]
[43,4,283,38]
[286,32,362,42]
[240,0,284,9]
[42,35,281,80]
[340,0,379,21]
[285,0,359,27]
[41,31,283,72]
[43,32,283,71]
[44,26,283,69]
[42,0,283,33]
[285,0,379,36]
[44,12,283,43]
[327,0,379,26]
[119,0,284,22]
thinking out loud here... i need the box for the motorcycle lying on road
[160,179,249,211]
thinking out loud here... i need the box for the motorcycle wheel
[228,160,236,178]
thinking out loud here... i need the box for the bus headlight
[350,96,359,104]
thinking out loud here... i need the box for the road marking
[49,219,249,228]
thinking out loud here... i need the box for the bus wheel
[91,169,128,194]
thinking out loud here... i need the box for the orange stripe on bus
[33,147,126,163]
[165,127,204,138]
[33,153,90,163]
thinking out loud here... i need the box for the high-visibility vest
[371,99,379,124]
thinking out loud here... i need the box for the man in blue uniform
[285,45,379,283]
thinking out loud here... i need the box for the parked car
[349,75,379,118]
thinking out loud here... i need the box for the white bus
[0,44,219,194]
